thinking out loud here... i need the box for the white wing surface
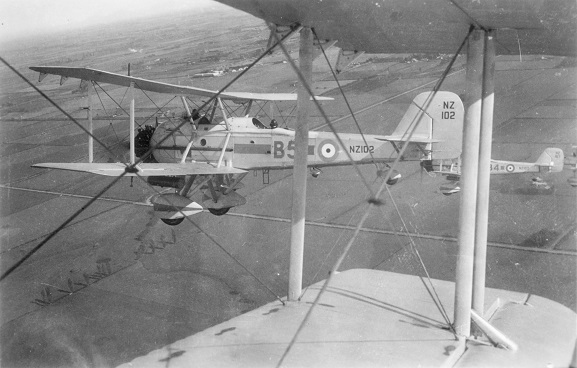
[30,66,333,102]
[32,162,247,176]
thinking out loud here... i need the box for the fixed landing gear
[208,207,231,216]
[161,218,185,226]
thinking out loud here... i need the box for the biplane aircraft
[30,66,464,225]
[114,1,576,367]
[421,147,566,195]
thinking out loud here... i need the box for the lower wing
[32,162,247,176]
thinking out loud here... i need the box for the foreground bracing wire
[274,27,473,367]
[2,20,469,364]
[0,24,299,284]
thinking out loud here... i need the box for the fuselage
[435,158,548,177]
[488,159,541,174]
[149,117,424,170]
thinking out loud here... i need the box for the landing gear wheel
[208,207,231,216]
[161,218,185,226]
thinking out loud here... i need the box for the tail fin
[535,148,564,172]
[387,91,464,160]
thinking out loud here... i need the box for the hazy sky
[0,0,218,42]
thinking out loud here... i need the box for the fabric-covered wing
[215,0,576,56]
[29,66,333,102]
[32,162,247,176]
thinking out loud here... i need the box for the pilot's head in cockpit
[270,119,278,129]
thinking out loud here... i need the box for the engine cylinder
[134,125,157,162]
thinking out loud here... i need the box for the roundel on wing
[506,164,515,172]
[318,139,339,162]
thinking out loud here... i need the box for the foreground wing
[32,162,247,176]
[30,66,332,102]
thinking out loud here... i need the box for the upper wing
[30,66,333,102]
[216,0,576,56]
[32,162,247,176]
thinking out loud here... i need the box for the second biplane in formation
[30,66,465,225]
[423,147,566,195]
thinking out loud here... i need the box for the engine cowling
[151,193,203,225]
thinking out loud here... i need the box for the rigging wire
[117,81,130,107]
[0,58,124,164]
[447,0,511,53]
[131,172,287,305]
[299,203,363,299]
[92,81,109,115]
[312,28,380,171]
[94,81,130,117]
[383,186,453,330]
[111,95,181,147]
[135,89,178,126]
[0,24,300,282]
[271,25,377,199]
[0,173,124,282]
[275,28,473,367]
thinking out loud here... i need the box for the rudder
[389,91,463,160]
[536,148,564,172]
[425,91,464,160]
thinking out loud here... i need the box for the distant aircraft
[421,147,566,195]
[30,67,464,225]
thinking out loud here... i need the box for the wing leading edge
[29,66,333,102]
[32,162,247,176]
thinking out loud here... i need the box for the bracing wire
[362,29,473,329]
[131,171,286,305]
[92,81,109,115]
[0,24,300,282]
[94,81,130,117]
[299,204,363,300]
[275,28,473,367]
[271,26,378,199]
[312,29,380,171]
[383,186,453,330]
[0,170,125,281]
[110,95,180,149]
[0,58,125,164]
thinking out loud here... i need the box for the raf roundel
[506,164,515,172]
[318,139,339,162]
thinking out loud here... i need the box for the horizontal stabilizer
[29,66,333,102]
[32,162,247,176]
[376,135,439,143]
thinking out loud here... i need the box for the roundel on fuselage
[318,139,339,162]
